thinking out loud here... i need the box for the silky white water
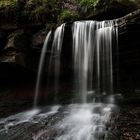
[34,24,65,107]
[52,20,118,140]
[73,21,117,103]
[34,21,118,105]
[0,20,119,140]
[32,20,118,140]
[55,103,117,140]
[49,23,65,103]
[0,103,118,140]
[34,31,52,107]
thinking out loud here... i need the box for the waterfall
[73,21,118,103]
[48,23,65,103]
[73,21,95,103]
[34,31,51,107]
[34,24,65,107]
[54,21,118,140]
[34,20,118,106]
[0,20,119,140]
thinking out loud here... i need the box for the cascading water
[48,23,65,103]
[35,21,117,106]
[73,21,95,103]
[0,20,119,140]
[33,20,118,140]
[53,21,118,140]
[73,21,117,103]
[34,24,65,107]
[34,31,52,107]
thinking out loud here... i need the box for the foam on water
[0,105,61,133]
[0,103,118,139]
[55,103,116,140]
[30,103,118,140]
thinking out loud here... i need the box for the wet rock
[0,30,8,50]
[78,0,140,20]
[0,51,17,63]
[5,30,31,52]
[0,29,39,81]
[31,30,47,49]
[116,104,140,140]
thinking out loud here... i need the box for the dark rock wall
[118,23,140,92]
[0,0,140,92]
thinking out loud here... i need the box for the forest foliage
[0,0,139,25]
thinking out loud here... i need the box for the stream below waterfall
[0,102,118,140]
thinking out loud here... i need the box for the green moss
[43,0,48,5]
[30,6,47,22]
[32,6,45,14]
[9,30,22,38]
[79,0,99,7]
[59,10,78,22]
[0,0,16,7]
[26,0,36,5]
[8,30,30,51]
[25,0,37,9]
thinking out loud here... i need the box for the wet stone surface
[116,104,140,140]
[0,103,119,140]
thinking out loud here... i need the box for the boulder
[5,30,31,52]
[32,30,47,49]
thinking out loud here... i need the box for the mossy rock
[79,0,139,8]
[0,0,49,23]
[78,0,139,20]
[58,10,79,23]
[79,0,99,7]
[32,29,48,49]
[29,5,50,22]
[5,30,31,52]
[25,0,39,10]
[0,0,16,7]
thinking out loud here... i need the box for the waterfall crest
[34,20,118,106]
[73,20,118,103]
[49,23,65,103]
